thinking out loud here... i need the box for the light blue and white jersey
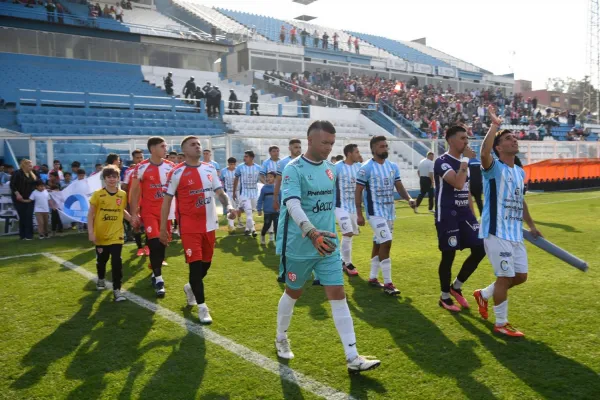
[335,161,362,214]
[277,156,295,176]
[207,160,220,170]
[220,167,237,195]
[479,159,526,242]
[234,163,261,198]
[356,158,401,220]
[276,156,339,259]
[261,158,280,176]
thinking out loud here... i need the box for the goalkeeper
[273,120,380,373]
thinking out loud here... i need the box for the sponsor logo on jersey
[102,214,118,221]
[312,200,333,213]
[307,189,333,196]
[499,251,512,258]
[376,223,385,228]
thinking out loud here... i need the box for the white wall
[309,106,361,123]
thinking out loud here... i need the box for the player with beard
[161,136,236,324]
[355,136,415,296]
[433,126,486,312]
[274,120,380,373]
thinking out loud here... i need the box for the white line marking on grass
[42,253,356,400]
[0,248,91,261]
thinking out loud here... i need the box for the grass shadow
[455,313,600,399]
[216,235,263,262]
[348,276,496,400]
[535,220,583,233]
[63,275,174,400]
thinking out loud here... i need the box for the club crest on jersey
[326,169,333,180]
[288,272,297,282]
[448,236,458,247]
[147,226,152,234]
[116,198,122,206]
[186,248,192,257]
[441,163,452,171]
[207,174,213,182]
[188,179,194,185]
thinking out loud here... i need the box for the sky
[195,0,588,90]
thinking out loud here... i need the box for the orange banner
[523,159,600,181]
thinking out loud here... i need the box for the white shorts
[484,234,528,277]
[335,208,359,235]
[239,197,257,212]
[368,216,393,244]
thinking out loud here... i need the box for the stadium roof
[294,15,317,21]
[292,0,318,4]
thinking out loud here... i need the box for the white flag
[50,174,102,224]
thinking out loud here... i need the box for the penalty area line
[42,252,356,400]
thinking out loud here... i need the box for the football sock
[330,298,358,361]
[481,282,495,300]
[380,258,392,284]
[369,256,380,280]
[155,275,164,284]
[493,300,508,326]
[441,292,451,300]
[452,278,464,290]
[276,292,297,341]
[341,236,353,265]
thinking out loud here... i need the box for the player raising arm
[473,106,542,337]
[274,120,380,373]
[160,136,235,324]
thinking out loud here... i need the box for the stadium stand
[142,66,299,116]
[284,19,397,59]
[172,0,266,39]
[0,0,210,40]
[216,8,295,44]
[398,40,485,73]
[346,30,452,68]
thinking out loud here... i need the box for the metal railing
[17,89,303,117]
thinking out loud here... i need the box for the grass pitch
[1,190,599,399]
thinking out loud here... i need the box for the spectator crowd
[263,70,592,140]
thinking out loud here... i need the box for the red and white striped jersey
[133,159,175,216]
[165,162,222,234]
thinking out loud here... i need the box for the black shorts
[435,215,483,251]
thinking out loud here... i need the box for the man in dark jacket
[207,86,221,117]
[250,88,259,116]
[228,89,240,115]
[183,77,196,104]
[194,85,205,113]
[164,72,174,95]
[202,82,212,94]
